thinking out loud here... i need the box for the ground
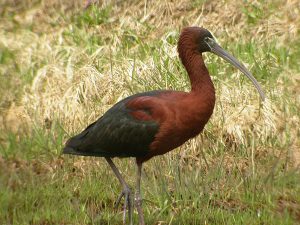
[0,0,299,224]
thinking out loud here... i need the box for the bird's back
[63,91,163,158]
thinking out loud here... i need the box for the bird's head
[179,27,265,101]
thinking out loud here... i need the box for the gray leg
[135,162,145,225]
[105,157,132,225]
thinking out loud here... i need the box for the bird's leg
[105,157,132,225]
[135,162,145,225]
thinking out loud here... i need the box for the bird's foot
[114,185,132,225]
[135,194,145,225]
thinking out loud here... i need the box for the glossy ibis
[63,27,265,225]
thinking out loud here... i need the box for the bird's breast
[146,92,215,159]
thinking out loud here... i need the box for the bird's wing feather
[63,91,164,157]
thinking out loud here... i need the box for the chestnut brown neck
[178,43,215,98]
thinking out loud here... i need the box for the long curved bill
[205,38,265,101]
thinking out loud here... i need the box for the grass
[0,0,300,224]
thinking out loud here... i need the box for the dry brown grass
[0,0,299,167]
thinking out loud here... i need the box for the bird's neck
[179,48,215,97]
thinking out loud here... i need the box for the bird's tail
[62,127,90,155]
[62,121,96,155]
[62,137,105,157]
[62,145,78,155]
[62,138,81,155]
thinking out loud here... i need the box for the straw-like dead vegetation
[2,0,299,160]
[0,0,299,224]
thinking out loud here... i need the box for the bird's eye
[204,37,209,42]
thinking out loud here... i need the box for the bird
[63,27,265,225]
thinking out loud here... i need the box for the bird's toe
[114,185,133,225]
